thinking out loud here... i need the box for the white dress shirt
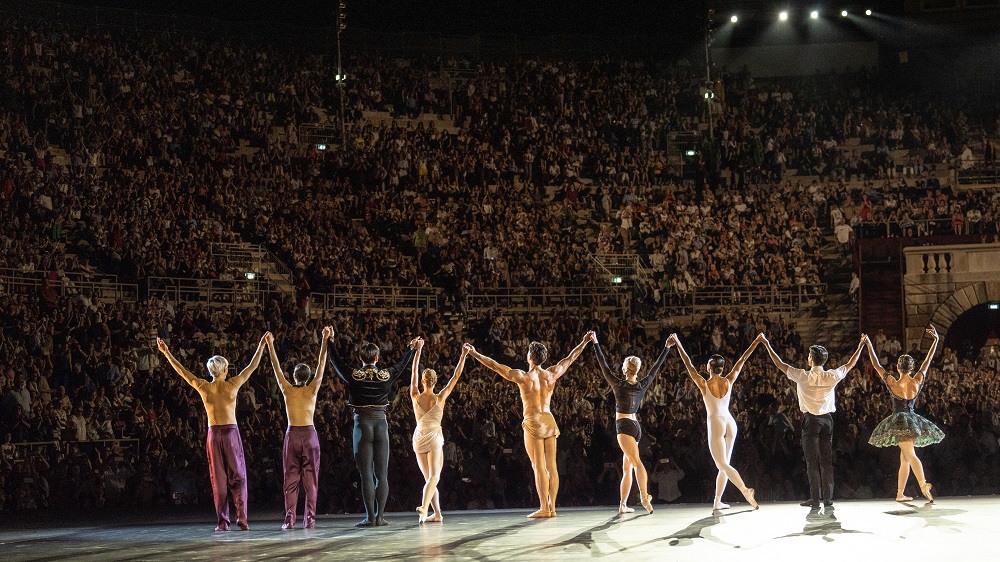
[786,365,848,415]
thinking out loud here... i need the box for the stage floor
[2,497,996,561]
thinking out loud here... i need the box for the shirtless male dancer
[157,334,267,531]
[466,332,594,518]
[265,327,332,529]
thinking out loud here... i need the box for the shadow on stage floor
[0,497,992,561]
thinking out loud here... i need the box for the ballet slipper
[618,503,635,514]
[896,494,913,502]
[743,488,759,510]
[641,493,654,514]
[713,501,730,510]
[920,482,934,503]
[527,509,548,518]
[416,506,428,524]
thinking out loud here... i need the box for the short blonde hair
[206,355,229,377]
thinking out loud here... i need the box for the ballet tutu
[868,412,944,448]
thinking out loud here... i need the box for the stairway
[791,235,860,355]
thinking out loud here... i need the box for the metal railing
[465,286,628,314]
[658,283,827,314]
[0,269,138,303]
[4,438,141,462]
[855,217,989,238]
[211,242,293,290]
[309,285,441,313]
[957,159,1000,187]
[147,276,281,308]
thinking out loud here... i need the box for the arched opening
[943,302,1000,362]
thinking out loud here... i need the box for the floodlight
[731,15,738,23]
[779,11,788,21]
[810,10,819,19]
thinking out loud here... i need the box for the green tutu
[868,411,944,448]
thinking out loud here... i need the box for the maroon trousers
[206,424,248,528]
[283,425,321,526]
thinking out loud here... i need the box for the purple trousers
[283,425,321,526]
[206,424,248,528]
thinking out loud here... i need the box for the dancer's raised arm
[440,344,471,401]
[551,331,596,379]
[728,335,763,384]
[390,338,420,383]
[862,334,887,381]
[157,338,198,387]
[229,333,268,387]
[309,326,333,389]
[468,346,526,383]
[640,337,674,383]
[591,334,618,385]
[917,325,941,377]
[668,334,706,391]
[409,337,424,399]
[264,332,290,391]
[759,333,792,374]
[325,333,350,384]
[842,336,867,372]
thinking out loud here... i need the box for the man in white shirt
[760,334,866,508]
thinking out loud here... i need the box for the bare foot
[713,502,730,510]
[744,488,759,510]
[641,493,654,514]
[921,482,934,503]
[896,495,913,502]
[527,509,549,518]
[618,503,635,514]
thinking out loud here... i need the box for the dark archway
[943,303,1000,361]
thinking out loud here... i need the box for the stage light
[779,11,788,21]
[865,9,872,16]
[841,10,848,17]
[810,10,819,19]
[731,14,738,23]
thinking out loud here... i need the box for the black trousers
[352,409,389,521]
[801,412,835,502]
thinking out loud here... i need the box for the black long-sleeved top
[593,342,670,414]
[328,345,416,408]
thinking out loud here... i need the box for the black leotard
[593,342,670,414]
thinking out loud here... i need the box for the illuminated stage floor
[2,497,996,561]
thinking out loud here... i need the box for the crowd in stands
[2,18,1000,515]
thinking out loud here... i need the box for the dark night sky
[55,1,904,36]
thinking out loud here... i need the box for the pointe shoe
[618,503,635,514]
[416,506,428,524]
[527,509,548,518]
[641,493,654,514]
[713,502,730,510]
[920,482,934,503]
[426,513,443,523]
[375,518,389,527]
[896,494,913,502]
[744,488,759,510]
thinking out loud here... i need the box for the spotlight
[841,9,848,17]
[779,11,788,21]
[810,10,819,19]
[865,9,872,16]
[731,14,738,23]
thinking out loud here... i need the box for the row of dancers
[156,323,943,530]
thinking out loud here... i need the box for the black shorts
[616,418,642,443]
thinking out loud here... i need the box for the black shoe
[800,500,820,507]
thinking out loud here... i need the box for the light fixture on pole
[336,2,347,148]
[810,10,819,19]
[779,11,788,21]
[730,14,738,23]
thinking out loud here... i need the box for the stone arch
[922,281,1000,347]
